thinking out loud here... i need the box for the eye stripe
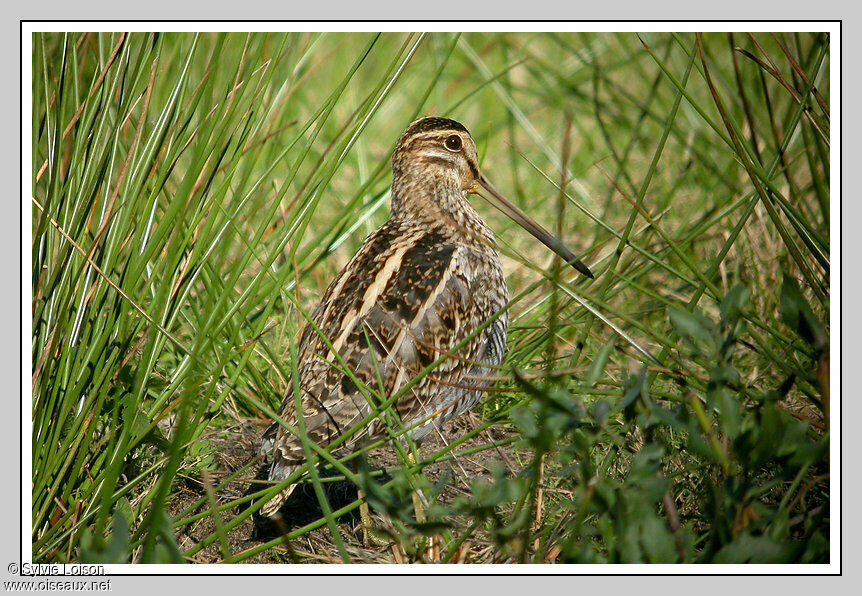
[401,129,468,148]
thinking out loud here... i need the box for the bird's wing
[266,223,503,472]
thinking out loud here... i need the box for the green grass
[32,30,830,564]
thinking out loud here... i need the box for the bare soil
[169,413,527,564]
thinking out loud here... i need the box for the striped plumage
[259,117,591,518]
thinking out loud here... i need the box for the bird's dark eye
[444,134,462,152]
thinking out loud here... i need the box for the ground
[169,412,529,564]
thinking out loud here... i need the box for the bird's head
[391,116,593,279]
[392,116,482,194]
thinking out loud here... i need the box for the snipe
[258,116,592,529]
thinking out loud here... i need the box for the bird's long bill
[476,175,594,279]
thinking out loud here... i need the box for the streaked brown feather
[260,219,507,514]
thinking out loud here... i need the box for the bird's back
[260,216,508,501]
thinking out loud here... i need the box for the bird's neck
[390,177,496,247]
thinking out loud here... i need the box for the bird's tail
[259,439,301,519]
[259,420,306,518]
[260,482,297,519]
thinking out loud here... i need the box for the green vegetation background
[31,31,830,563]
